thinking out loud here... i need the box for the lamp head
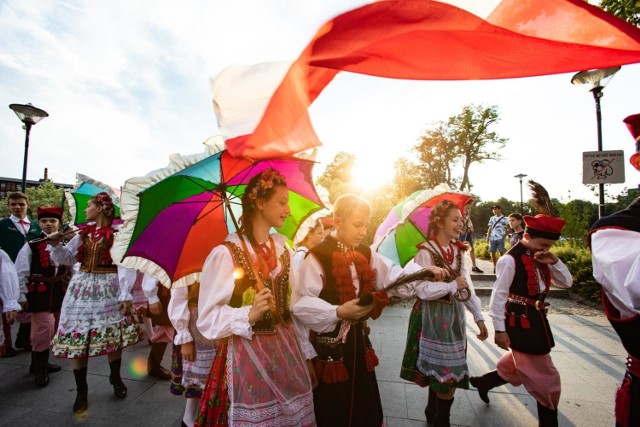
[9,103,49,125]
[571,66,621,91]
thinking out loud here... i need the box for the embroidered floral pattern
[521,250,551,297]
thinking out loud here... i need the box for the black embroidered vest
[309,236,372,305]
[223,241,291,334]
[78,233,117,274]
[26,235,69,312]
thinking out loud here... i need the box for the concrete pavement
[0,294,624,427]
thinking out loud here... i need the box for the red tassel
[509,314,516,327]
[321,359,349,384]
[520,316,530,329]
[365,348,379,372]
[36,284,47,293]
[615,377,632,427]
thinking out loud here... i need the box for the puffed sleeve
[169,286,193,345]
[488,255,516,331]
[141,272,160,305]
[413,249,458,300]
[15,243,32,302]
[291,254,340,333]
[197,245,253,340]
[286,244,317,359]
[459,253,484,322]
[117,266,135,302]
[48,234,81,266]
[0,250,21,312]
[370,251,424,298]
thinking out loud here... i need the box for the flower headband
[93,192,115,218]
[247,168,287,202]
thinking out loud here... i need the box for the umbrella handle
[454,287,471,302]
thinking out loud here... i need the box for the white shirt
[412,244,484,323]
[10,214,32,236]
[0,249,21,312]
[48,230,134,301]
[489,250,573,331]
[169,286,194,345]
[291,244,421,334]
[591,228,640,319]
[197,233,316,359]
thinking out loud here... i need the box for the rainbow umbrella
[65,174,121,227]
[373,185,472,267]
[112,137,326,288]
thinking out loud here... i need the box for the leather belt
[507,293,549,311]
[29,275,64,284]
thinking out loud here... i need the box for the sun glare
[351,159,395,192]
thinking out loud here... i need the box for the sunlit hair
[7,191,29,203]
[333,194,371,220]
[240,168,287,244]
[427,199,459,240]
[90,192,115,219]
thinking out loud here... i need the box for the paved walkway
[1,297,623,427]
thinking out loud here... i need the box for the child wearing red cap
[15,206,69,387]
[470,214,573,426]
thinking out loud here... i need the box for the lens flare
[129,355,148,379]
[233,267,245,280]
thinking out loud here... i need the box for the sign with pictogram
[582,150,625,184]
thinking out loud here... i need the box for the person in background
[486,205,508,272]
[0,249,21,355]
[0,192,41,357]
[470,214,572,427]
[507,213,525,248]
[292,218,324,271]
[459,198,483,273]
[15,206,69,387]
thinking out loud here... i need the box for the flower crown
[93,192,115,218]
[247,168,287,202]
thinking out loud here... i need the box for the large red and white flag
[213,0,640,159]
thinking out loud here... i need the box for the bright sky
[1,0,639,206]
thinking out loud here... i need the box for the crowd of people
[0,169,637,427]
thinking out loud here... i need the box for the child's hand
[337,299,374,320]
[248,288,273,324]
[494,331,510,350]
[476,320,488,341]
[181,341,195,362]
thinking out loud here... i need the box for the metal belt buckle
[535,300,544,310]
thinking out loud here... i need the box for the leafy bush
[474,238,490,260]
[552,241,601,303]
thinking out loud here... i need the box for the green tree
[599,0,640,26]
[413,104,508,191]
[0,180,68,220]
[317,151,356,203]
[388,157,423,201]
[556,200,594,245]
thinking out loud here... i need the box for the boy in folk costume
[15,206,69,387]
[470,184,572,427]
[293,194,446,427]
[0,192,41,356]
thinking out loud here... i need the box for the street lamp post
[9,103,49,192]
[571,66,621,218]
[514,173,527,213]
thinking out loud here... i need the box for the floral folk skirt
[400,298,470,393]
[51,271,142,359]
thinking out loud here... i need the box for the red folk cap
[37,206,62,221]
[523,214,565,240]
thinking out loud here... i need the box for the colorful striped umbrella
[373,185,472,267]
[112,137,326,288]
[65,174,121,227]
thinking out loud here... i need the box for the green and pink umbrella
[112,139,326,288]
[373,185,472,267]
[65,174,121,227]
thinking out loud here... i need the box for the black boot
[537,402,558,427]
[14,323,32,351]
[109,358,127,398]
[33,351,50,387]
[30,352,61,374]
[147,342,171,380]
[424,387,436,423]
[73,367,88,413]
[434,396,454,427]
[469,370,508,404]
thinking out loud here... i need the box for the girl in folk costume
[15,206,69,387]
[168,282,217,427]
[292,218,324,272]
[195,168,316,427]
[293,194,446,427]
[400,200,488,427]
[48,192,142,413]
[0,249,21,354]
